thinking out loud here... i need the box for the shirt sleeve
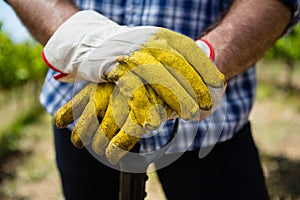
[279,0,300,34]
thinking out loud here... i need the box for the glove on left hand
[54,82,172,164]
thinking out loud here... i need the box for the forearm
[6,0,78,45]
[203,0,291,80]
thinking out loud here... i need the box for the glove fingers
[144,84,173,122]
[91,100,121,155]
[71,100,100,148]
[54,83,96,128]
[117,65,168,129]
[152,28,225,87]
[90,82,114,117]
[70,83,113,149]
[92,87,128,155]
[123,49,200,120]
[105,111,146,164]
[108,61,167,129]
[70,131,84,149]
[148,47,213,111]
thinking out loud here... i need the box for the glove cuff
[42,10,120,82]
[195,39,215,61]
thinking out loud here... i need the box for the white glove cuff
[43,10,120,82]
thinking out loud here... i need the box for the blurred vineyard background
[0,5,300,200]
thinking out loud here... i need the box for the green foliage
[0,106,43,159]
[0,25,47,90]
[264,23,300,61]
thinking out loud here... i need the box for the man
[5,0,300,199]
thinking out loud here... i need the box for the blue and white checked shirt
[40,0,300,153]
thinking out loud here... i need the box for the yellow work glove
[54,83,114,148]
[54,82,172,164]
[42,10,225,120]
[46,10,227,164]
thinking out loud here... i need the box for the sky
[0,1,32,43]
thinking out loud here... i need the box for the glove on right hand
[54,82,172,164]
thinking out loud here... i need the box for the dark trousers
[53,122,269,200]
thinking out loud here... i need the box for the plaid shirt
[40,0,300,153]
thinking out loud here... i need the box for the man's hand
[43,10,225,120]
[54,57,225,164]
[54,82,171,164]
[44,10,227,164]
[42,11,224,85]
